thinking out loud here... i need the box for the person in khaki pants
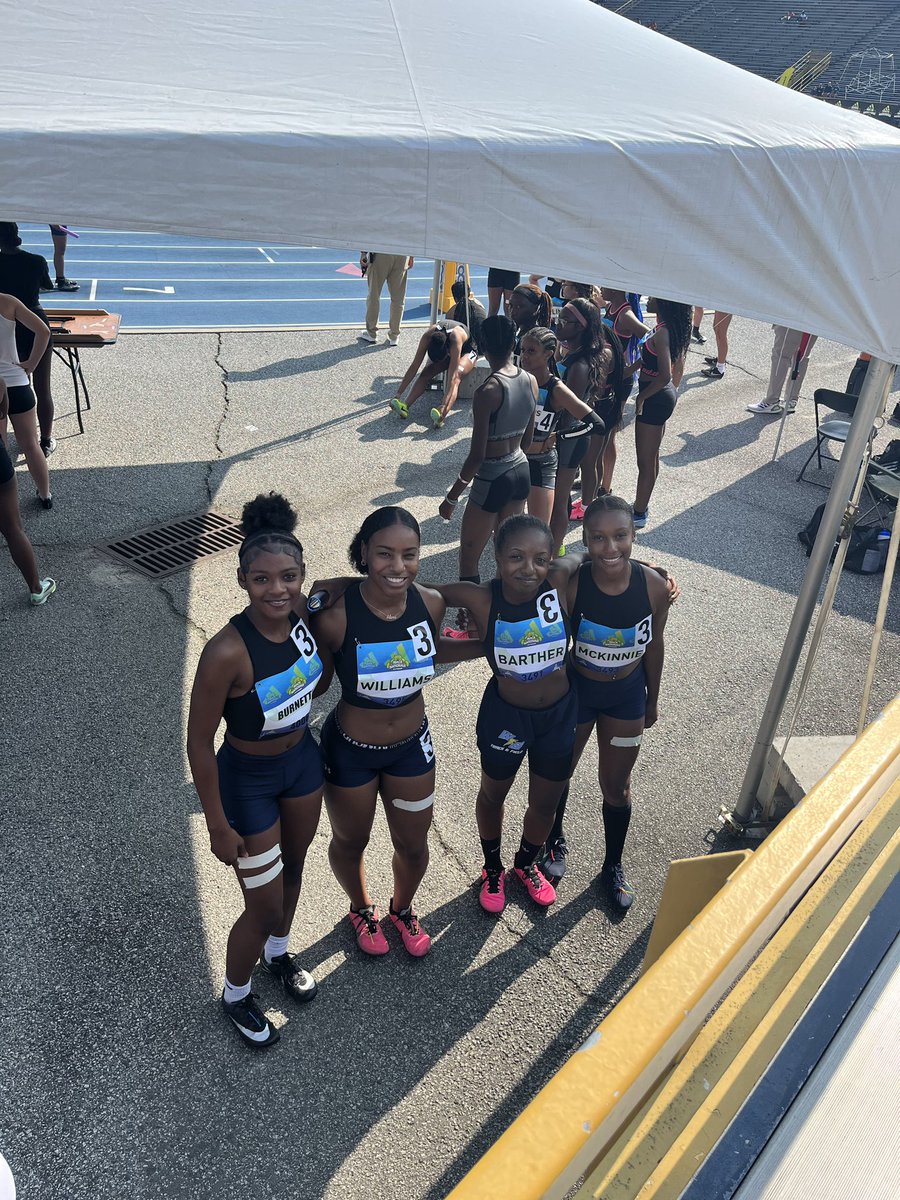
[359,252,413,346]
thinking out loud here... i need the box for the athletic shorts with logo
[476,678,577,782]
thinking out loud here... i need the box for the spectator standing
[0,222,57,455]
[359,252,413,346]
[747,325,817,415]
[48,225,79,291]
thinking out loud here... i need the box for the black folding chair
[797,388,869,486]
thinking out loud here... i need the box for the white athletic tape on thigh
[392,793,435,812]
[237,843,282,871]
[610,734,643,747]
[242,859,284,889]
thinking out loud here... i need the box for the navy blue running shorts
[217,734,324,836]
[574,662,647,724]
[476,678,577,783]
[321,711,436,789]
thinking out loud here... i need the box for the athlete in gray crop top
[440,315,537,590]
[486,368,537,442]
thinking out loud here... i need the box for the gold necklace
[361,580,406,622]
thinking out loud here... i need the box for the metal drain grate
[97,510,244,579]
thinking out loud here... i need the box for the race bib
[356,622,436,706]
[493,590,567,682]
[574,614,652,675]
[255,622,324,736]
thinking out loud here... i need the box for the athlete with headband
[187,493,331,1048]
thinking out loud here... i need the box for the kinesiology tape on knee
[238,843,283,889]
[391,793,435,812]
[610,734,642,747]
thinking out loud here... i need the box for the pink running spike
[514,863,557,907]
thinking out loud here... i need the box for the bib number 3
[408,621,436,661]
[536,589,562,627]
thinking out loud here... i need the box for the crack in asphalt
[430,805,596,1001]
[156,578,212,644]
[207,332,231,504]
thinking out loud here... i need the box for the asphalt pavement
[0,317,897,1199]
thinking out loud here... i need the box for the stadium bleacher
[597,1,900,120]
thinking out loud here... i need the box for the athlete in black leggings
[187,494,331,1047]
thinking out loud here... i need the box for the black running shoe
[601,863,635,910]
[55,277,80,291]
[873,438,900,468]
[221,991,280,1048]
[691,325,706,344]
[259,952,318,1004]
[703,355,718,366]
[541,835,569,881]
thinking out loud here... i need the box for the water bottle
[861,531,890,573]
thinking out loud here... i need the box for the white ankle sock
[264,934,290,963]
[223,976,251,1004]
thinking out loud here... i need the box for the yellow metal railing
[448,695,900,1200]
[776,50,832,92]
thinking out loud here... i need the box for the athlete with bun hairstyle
[310,507,447,958]
[187,493,330,1048]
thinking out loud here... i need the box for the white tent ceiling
[4,0,900,359]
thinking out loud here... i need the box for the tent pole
[729,357,896,829]
[430,261,442,325]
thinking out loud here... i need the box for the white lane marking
[64,275,445,283]
[89,278,98,301]
[257,247,275,263]
[79,294,434,303]
[122,285,176,294]
[55,258,398,265]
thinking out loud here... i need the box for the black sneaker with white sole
[221,991,280,1048]
[259,952,318,1004]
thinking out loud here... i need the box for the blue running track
[18,223,497,332]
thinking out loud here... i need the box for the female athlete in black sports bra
[623,299,692,528]
[187,493,333,1049]
[310,507,447,959]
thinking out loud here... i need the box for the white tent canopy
[5,0,900,359]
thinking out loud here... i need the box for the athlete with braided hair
[187,492,331,1047]
[549,297,610,553]
[626,300,692,529]
[590,288,649,500]
[519,326,606,523]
